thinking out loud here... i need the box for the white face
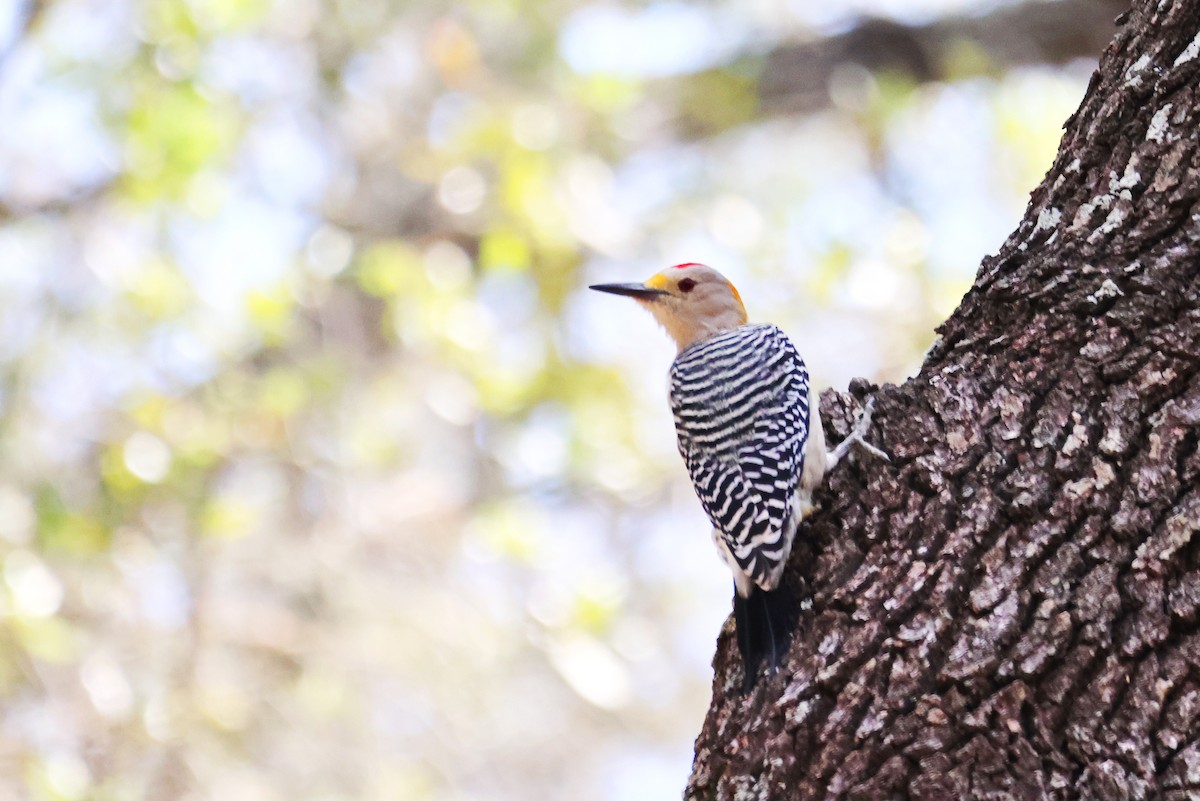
[639,263,748,349]
[642,263,745,315]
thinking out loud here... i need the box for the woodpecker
[590,263,885,689]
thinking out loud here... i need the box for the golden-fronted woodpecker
[591,262,885,688]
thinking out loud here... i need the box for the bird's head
[589,263,748,351]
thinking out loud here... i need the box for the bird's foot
[827,396,890,470]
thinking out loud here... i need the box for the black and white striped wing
[669,324,811,588]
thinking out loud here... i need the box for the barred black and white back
[669,323,813,597]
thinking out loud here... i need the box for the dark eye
[678,278,696,293]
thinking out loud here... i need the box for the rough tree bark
[686,2,1200,799]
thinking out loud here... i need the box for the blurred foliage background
[0,0,1101,798]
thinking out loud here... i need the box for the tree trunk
[686,3,1200,799]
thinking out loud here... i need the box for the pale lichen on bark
[687,2,1200,799]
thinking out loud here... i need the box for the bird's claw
[827,396,890,468]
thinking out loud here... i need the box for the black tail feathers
[732,584,796,692]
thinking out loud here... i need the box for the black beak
[588,282,669,300]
